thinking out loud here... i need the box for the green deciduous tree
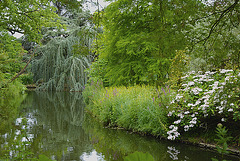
[187,0,240,71]
[91,0,204,86]
[0,31,27,135]
[0,0,63,42]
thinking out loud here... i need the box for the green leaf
[38,154,54,161]
[124,151,155,161]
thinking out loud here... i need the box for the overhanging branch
[202,0,239,45]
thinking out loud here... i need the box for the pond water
[1,91,239,161]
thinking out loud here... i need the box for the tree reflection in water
[4,91,239,161]
[22,91,93,160]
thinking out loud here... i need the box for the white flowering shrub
[167,69,240,140]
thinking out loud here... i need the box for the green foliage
[166,69,240,140]
[32,36,91,91]
[168,50,190,88]
[32,10,95,91]
[0,81,26,134]
[211,124,232,161]
[0,0,63,42]
[1,118,35,160]
[0,31,26,79]
[0,32,27,134]
[124,151,155,161]
[38,154,55,161]
[83,82,175,136]
[187,0,240,71]
[86,58,109,86]
[19,73,34,85]
[215,124,232,155]
[92,0,204,86]
[0,117,55,161]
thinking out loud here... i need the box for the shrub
[168,50,190,88]
[166,69,240,140]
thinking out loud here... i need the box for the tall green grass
[83,81,174,137]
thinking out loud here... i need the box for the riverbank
[86,108,240,158]
[83,69,240,158]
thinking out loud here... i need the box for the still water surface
[6,92,240,160]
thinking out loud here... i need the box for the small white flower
[225,76,230,81]
[190,120,197,124]
[174,131,180,137]
[220,82,226,85]
[200,104,209,109]
[221,118,225,122]
[175,94,183,100]
[189,71,196,74]
[220,69,227,73]
[193,79,199,82]
[205,78,214,82]
[194,100,201,106]
[169,125,175,129]
[189,124,194,127]
[168,111,174,116]
[188,81,195,86]
[228,108,233,112]
[184,111,190,114]
[168,135,174,140]
[177,113,184,119]
[184,125,189,131]
[174,120,181,124]
[202,95,210,100]
[218,110,223,114]
[191,87,203,95]
[188,103,194,107]
[170,100,175,104]
[182,84,188,87]
[230,103,234,106]
[192,117,197,121]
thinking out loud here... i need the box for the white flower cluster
[167,125,180,140]
[167,69,240,140]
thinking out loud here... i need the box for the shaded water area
[1,91,240,161]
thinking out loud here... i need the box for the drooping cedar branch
[203,0,239,45]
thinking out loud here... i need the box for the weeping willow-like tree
[32,10,95,91]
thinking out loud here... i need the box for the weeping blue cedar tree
[32,10,96,91]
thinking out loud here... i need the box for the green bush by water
[83,81,174,137]
[83,69,240,151]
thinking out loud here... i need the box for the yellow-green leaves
[0,0,62,42]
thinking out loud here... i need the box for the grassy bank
[83,69,240,155]
[83,82,173,137]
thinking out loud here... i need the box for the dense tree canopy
[91,0,205,86]
[1,0,240,88]
[185,0,240,71]
[89,0,240,86]
[0,0,61,42]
